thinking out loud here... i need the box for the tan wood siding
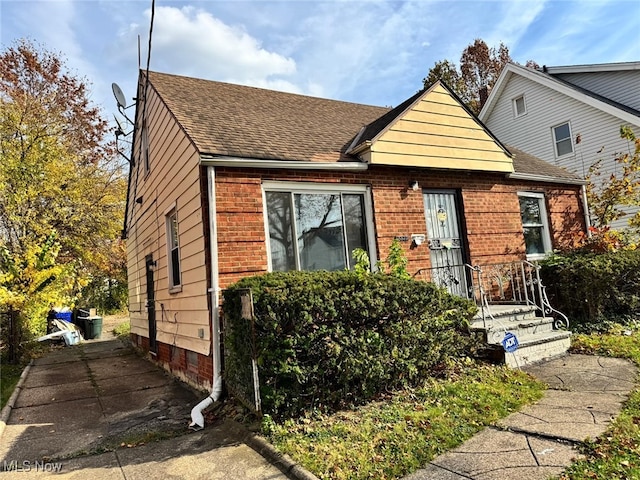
[369,84,513,173]
[126,81,210,355]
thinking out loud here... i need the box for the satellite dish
[112,83,127,109]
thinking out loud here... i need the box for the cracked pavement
[403,354,637,480]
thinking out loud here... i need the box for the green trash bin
[83,316,103,339]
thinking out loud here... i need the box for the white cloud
[116,6,297,91]
[487,0,547,51]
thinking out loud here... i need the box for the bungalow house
[123,71,588,404]
[479,62,640,230]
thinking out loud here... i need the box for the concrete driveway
[0,334,291,479]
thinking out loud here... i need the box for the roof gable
[361,82,514,173]
[480,63,640,127]
[143,71,583,183]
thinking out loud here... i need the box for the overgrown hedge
[222,271,477,419]
[540,250,640,331]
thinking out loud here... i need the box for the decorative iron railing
[415,260,569,331]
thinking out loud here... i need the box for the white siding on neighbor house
[483,73,640,230]
[126,81,211,356]
[555,71,640,111]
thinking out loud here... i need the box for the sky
[2,0,639,126]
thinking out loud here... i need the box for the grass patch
[112,321,130,339]
[1,342,49,409]
[262,360,545,480]
[1,363,24,409]
[557,328,640,479]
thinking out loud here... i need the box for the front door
[423,190,469,297]
[145,254,157,354]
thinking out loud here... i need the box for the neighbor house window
[166,208,181,290]
[513,95,526,117]
[518,192,552,259]
[263,182,374,272]
[552,122,573,157]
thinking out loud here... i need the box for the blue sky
[2,0,639,122]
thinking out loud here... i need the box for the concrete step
[472,316,557,341]
[484,330,572,368]
[473,304,539,322]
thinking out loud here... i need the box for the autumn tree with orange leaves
[423,39,538,114]
[0,40,127,345]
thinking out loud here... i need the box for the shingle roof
[147,70,580,182]
[507,145,583,182]
[547,73,640,119]
[147,71,389,163]
[351,88,426,149]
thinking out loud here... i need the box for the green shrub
[223,271,477,419]
[540,250,640,332]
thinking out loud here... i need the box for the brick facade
[136,164,586,389]
[131,333,214,390]
[215,165,586,289]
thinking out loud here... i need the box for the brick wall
[131,333,214,390]
[215,165,586,289]
[133,165,586,389]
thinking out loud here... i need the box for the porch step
[473,304,539,322]
[471,304,571,367]
[483,330,572,368]
[471,316,556,340]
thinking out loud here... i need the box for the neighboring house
[124,71,588,394]
[479,62,640,230]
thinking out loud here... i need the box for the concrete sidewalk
[405,354,637,480]
[2,331,637,480]
[0,334,293,479]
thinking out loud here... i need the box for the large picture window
[518,192,552,259]
[166,208,181,289]
[264,183,373,272]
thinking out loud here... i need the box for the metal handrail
[523,260,570,330]
[417,260,569,330]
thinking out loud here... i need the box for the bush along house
[123,71,588,426]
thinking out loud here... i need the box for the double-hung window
[518,192,552,259]
[166,208,181,290]
[552,122,573,157]
[513,95,526,117]
[263,182,374,272]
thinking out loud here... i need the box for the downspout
[580,184,592,236]
[189,166,223,430]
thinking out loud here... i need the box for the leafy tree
[422,59,465,98]
[423,39,537,114]
[0,40,127,344]
[580,126,640,250]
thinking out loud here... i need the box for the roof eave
[546,62,640,74]
[480,63,640,126]
[200,155,369,171]
[507,172,586,186]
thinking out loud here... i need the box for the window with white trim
[518,192,552,259]
[264,183,373,272]
[513,95,526,117]
[166,208,181,289]
[552,122,573,157]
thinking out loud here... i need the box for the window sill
[169,286,183,294]
[525,252,550,262]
